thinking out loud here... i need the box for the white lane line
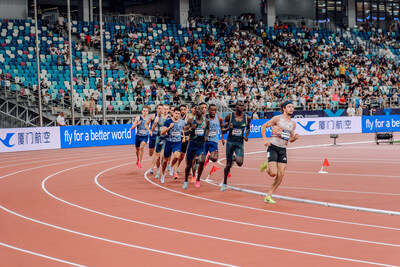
[225,166,400,179]
[0,158,236,267]
[225,184,400,196]
[245,156,400,162]
[243,157,400,164]
[143,167,400,231]
[0,241,86,267]
[215,140,400,212]
[41,162,400,267]
[0,151,109,169]
[0,148,129,165]
[93,163,400,247]
[0,204,236,267]
[0,150,133,181]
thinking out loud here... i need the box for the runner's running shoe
[264,195,276,204]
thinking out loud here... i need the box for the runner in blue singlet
[204,104,225,166]
[131,105,150,170]
[145,104,163,174]
[160,107,186,183]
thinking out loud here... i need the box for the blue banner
[362,115,400,133]
[60,124,135,148]
[247,119,272,138]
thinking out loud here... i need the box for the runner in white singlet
[260,101,299,204]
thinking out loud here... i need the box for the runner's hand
[169,122,174,128]
[149,130,153,137]
[291,133,299,142]
[228,123,233,130]
[243,136,248,142]
[221,139,225,146]
[263,138,271,147]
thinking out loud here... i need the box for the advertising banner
[362,115,400,133]
[245,116,362,138]
[294,116,362,136]
[60,124,135,149]
[0,127,60,153]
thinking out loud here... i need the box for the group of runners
[131,100,299,204]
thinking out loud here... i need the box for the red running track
[0,133,399,266]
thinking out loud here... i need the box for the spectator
[57,112,66,126]
[347,103,355,116]
[83,96,90,113]
[43,91,51,104]
[89,96,97,115]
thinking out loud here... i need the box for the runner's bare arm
[145,114,154,136]
[244,115,251,142]
[204,119,210,142]
[261,116,279,146]
[151,116,159,132]
[221,113,232,134]
[130,116,140,130]
[161,122,174,136]
[183,118,194,135]
[218,115,225,144]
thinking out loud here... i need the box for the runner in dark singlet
[182,105,209,189]
[221,100,251,191]
[176,104,189,175]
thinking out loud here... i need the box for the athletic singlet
[189,117,207,143]
[227,112,247,143]
[165,118,186,142]
[157,115,168,137]
[150,114,159,136]
[136,115,148,137]
[270,115,294,148]
[206,114,219,143]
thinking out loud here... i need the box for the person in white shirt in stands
[347,102,356,116]
[91,89,100,101]
[43,91,51,104]
[57,112,66,126]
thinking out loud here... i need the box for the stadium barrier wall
[0,127,60,153]
[362,115,400,133]
[1,115,399,152]
[60,124,135,149]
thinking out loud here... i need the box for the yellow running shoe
[264,195,276,204]
[260,160,268,172]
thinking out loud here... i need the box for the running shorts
[267,144,287,164]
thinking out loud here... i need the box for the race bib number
[208,130,217,137]
[280,130,290,141]
[139,130,147,135]
[232,128,242,136]
[195,128,205,136]
[171,131,180,137]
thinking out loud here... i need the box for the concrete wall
[202,0,261,20]
[275,0,314,19]
[0,0,28,20]
[125,0,174,17]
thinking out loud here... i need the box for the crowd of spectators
[44,15,400,116]
[107,16,399,115]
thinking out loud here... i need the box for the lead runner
[260,101,299,204]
